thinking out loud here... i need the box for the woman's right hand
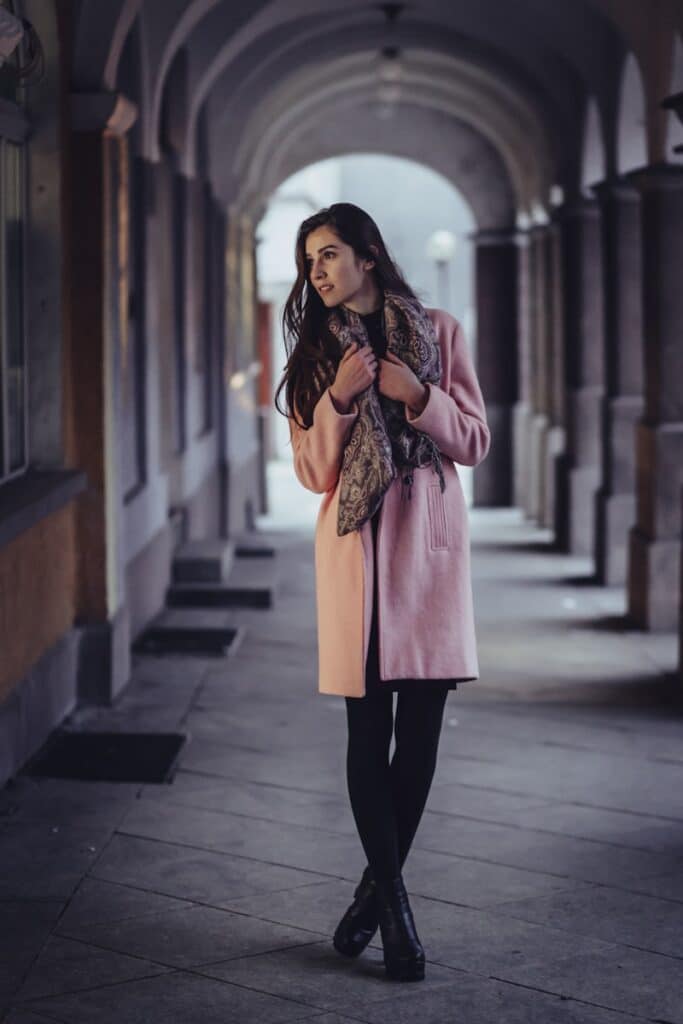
[329,342,377,412]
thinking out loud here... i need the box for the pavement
[1,462,682,1024]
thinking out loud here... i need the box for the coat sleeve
[404,317,491,467]
[288,387,359,494]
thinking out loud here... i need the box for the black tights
[344,510,451,884]
[344,684,449,883]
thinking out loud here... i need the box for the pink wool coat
[289,308,491,698]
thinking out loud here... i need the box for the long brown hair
[274,203,419,430]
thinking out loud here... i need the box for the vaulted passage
[0,0,682,917]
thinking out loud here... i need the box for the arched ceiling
[203,34,557,205]
[213,50,540,225]
[239,102,518,231]
[73,0,632,217]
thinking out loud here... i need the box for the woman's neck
[341,281,383,316]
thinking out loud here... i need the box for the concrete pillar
[592,178,644,585]
[66,91,138,702]
[626,164,683,631]
[472,229,518,506]
[513,230,533,512]
[555,198,605,556]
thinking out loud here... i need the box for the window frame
[0,118,29,486]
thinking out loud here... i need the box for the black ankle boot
[374,875,425,981]
[332,866,379,957]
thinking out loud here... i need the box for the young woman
[275,203,490,982]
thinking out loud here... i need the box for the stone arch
[71,0,142,90]
[616,52,647,174]
[240,104,516,234]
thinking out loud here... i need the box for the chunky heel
[375,875,425,982]
[332,866,379,957]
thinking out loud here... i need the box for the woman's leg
[344,688,401,883]
[390,686,449,869]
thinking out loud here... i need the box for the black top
[359,307,387,358]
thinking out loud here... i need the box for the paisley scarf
[325,290,446,537]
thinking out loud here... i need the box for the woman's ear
[364,244,379,270]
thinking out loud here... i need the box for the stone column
[592,178,644,585]
[544,216,567,532]
[66,91,137,703]
[555,198,605,556]
[512,230,533,511]
[527,224,552,522]
[625,164,683,630]
[472,228,518,506]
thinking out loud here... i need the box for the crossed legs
[344,683,449,883]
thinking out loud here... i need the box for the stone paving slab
[0,823,112,901]
[198,939,461,1016]
[410,804,683,885]
[493,882,683,957]
[55,903,323,970]
[116,799,366,878]
[12,935,174,1003]
[624,866,683,902]
[56,876,193,929]
[86,833,329,904]
[22,970,326,1024]
[494,944,683,1022]
[148,775,358,833]
[0,901,63,1008]
[396,845,596,909]
[357,972,651,1024]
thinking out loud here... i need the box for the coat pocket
[427,483,449,550]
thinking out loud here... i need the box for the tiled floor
[1,484,681,1023]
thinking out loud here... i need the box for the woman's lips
[319,285,334,294]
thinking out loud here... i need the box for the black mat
[132,625,237,656]
[24,730,186,783]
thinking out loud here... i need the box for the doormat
[24,730,186,783]
[132,625,237,656]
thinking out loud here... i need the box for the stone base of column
[528,414,549,522]
[543,425,566,530]
[595,394,642,585]
[595,491,636,585]
[628,527,680,631]
[569,465,601,557]
[473,402,512,506]
[513,401,533,513]
[75,604,131,705]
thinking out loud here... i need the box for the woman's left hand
[378,351,429,414]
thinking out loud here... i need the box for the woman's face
[304,225,374,310]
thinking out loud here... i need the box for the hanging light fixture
[374,3,405,118]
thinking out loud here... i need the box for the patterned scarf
[325,290,446,537]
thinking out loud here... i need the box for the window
[0,135,27,483]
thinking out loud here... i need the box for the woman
[275,203,490,982]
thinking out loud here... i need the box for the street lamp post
[426,229,457,310]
